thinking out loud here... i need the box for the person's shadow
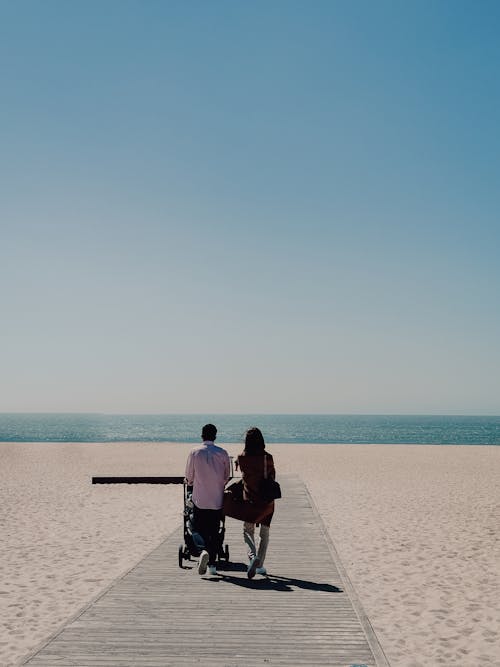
[212,562,342,593]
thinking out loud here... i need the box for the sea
[0,414,498,445]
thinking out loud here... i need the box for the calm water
[0,414,499,445]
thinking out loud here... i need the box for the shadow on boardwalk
[183,561,343,592]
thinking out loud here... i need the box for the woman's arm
[266,453,276,480]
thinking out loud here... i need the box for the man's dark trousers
[192,506,222,566]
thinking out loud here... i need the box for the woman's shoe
[207,565,218,576]
[255,566,267,576]
[247,556,261,579]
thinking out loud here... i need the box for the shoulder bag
[259,454,282,502]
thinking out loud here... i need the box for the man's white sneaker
[198,550,209,575]
[255,566,267,576]
[207,565,218,576]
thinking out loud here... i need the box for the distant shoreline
[0,413,500,445]
[2,440,500,446]
[1,413,499,445]
[1,411,499,416]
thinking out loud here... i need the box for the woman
[236,427,276,579]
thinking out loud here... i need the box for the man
[185,423,230,576]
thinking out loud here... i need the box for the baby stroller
[178,458,233,568]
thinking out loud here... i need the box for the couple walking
[185,423,276,579]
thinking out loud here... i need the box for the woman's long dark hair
[244,427,266,455]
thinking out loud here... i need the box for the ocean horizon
[0,413,499,445]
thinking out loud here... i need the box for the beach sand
[1,442,498,666]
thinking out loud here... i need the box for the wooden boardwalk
[24,474,388,667]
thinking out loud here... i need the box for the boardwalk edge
[302,482,391,667]
[21,521,183,665]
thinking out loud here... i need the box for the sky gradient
[1,0,499,414]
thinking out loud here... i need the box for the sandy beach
[1,442,499,667]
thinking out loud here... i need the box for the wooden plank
[24,474,388,667]
[92,476,184,484]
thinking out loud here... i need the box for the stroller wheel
[178,544,184,568]
[224,544,230,561]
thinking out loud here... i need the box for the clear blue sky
[1,0,499,414]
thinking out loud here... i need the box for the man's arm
[224,452,231,482]
[185,451,194,485]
